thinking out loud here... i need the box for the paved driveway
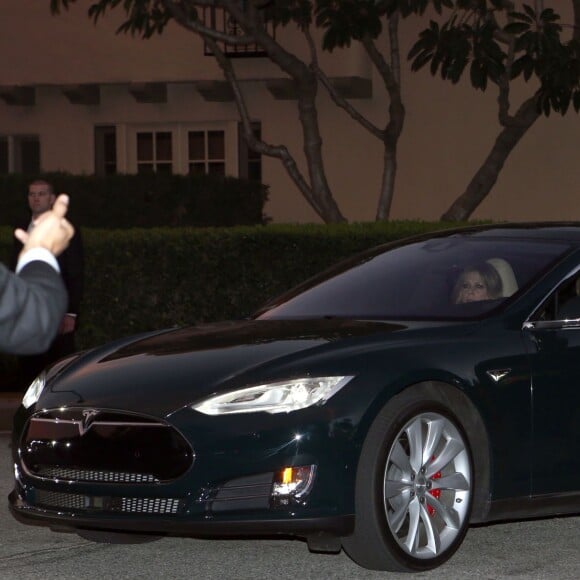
[1,435,578,580]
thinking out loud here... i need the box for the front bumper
[9,489,354,538]
[10,403,359,541]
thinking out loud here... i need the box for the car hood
[41,318,451,417]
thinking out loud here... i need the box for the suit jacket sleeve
[0,261,67,355]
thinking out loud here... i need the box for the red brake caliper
[427,457,442,517]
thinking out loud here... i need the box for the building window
[122,122,235,176]
[188,130,225,175]
[137,131,173,174]
[0,135,40,175]
[94,126,117,175]
[238,122,262,181]
[18,137,41,175]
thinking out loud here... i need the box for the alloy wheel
[383,412,472,560]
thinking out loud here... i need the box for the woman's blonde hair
[453,262,503,303]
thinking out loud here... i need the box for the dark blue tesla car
[9,223,580,572]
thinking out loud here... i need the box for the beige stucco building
[1,1,579,224]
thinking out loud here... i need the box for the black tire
[342,384,474,572]
[76,529,163,544]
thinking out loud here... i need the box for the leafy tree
[51,1,578,223]
[49,1,419,222]
[50,0,348,223]
[408,0,580,220]
[315,0,407,219]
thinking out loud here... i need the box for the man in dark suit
[1,194,74,354]
[11,181,84,385]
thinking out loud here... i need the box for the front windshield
[256,236,570,321]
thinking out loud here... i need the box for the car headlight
[192,375,354,415]
[21,355,78,410]
[22,371,47,409]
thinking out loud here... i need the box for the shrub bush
[1,221,470,347]
[0,173,269,228]
[0,221,474,389]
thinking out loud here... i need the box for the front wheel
[343,390,473,572]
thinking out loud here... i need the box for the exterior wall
[0,1,366,84]
[392,9,580,224]
[1,1,580,224]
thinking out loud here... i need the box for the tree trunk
[376,98,405,220]
[376,147,397,221]
[165,1,346,223]
[221,4,346,223]
[297,74,346,223]
[440,97,540,221]
[375,14,405,221]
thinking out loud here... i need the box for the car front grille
[35,490,184,514]
[201,472,274,512]
[20,408,194,484]
[36,466,159,484]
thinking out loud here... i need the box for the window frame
[0,133,41,175]
[187,129,226,176]
[123,122,237,176]
[526,265,580,329]
[136,130,174,174]
[94,125,117,175]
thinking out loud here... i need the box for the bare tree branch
[203,32,328,218]
[375,12,405,220]
[361,35,396,93]
[441,95,540,220]
[303,22,318,68]
[313,10,406,220]
[307,18,383,140]
[497,10,516,126]
[184,1,343,221]
[315,66,384,139]
[218,0,346,221]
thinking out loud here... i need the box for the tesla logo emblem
[486,369,511,383]
[79,409,99,435]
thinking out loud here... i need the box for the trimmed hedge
[0,173,269,228]
[0,221,475,352]
[3,220,486,389]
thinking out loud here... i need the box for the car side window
[534,273,580,322]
